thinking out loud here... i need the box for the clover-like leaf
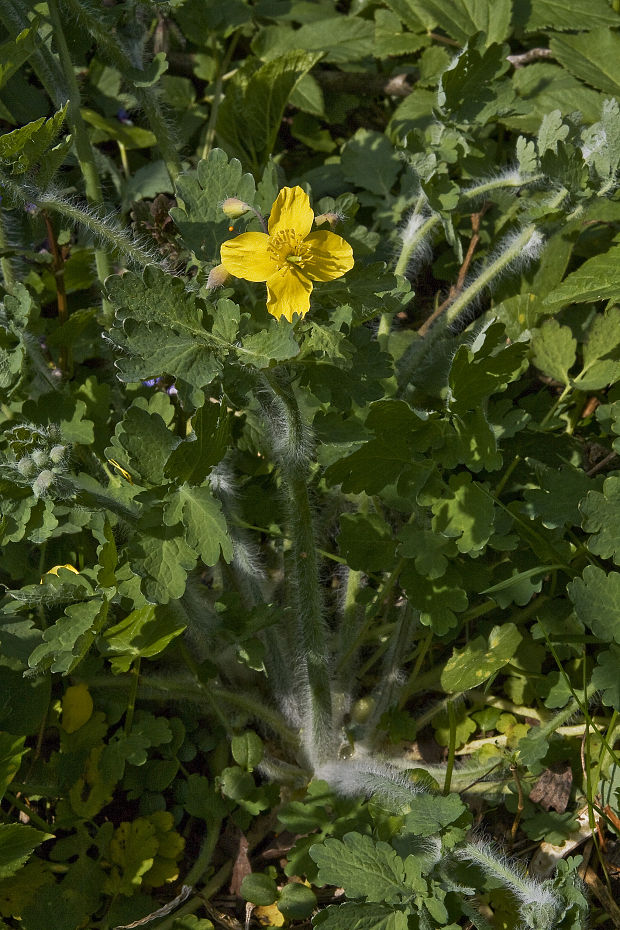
[580,476,620,565]
[431,473,495,555]
[441,623,522,693]
[567,565,620,644]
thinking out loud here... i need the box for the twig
[586,450,619,477]
[583,867,620,928]
[418,204,490,336]
[507,48,553,68]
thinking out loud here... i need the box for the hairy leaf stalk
[262,372,334,766]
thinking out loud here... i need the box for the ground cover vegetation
[1,0,620,927]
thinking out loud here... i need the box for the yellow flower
[220,186,354,322]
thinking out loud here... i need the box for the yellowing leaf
[254,904,285,927]
[61,682,93,733]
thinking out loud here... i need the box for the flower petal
[220,232,276,282]
[302,231,354,281]
[268,186,314,239]
[266,266,313,322]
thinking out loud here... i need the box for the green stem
[202,32,240,161]
[494,454,521,497]
[61,0,181,183]
[539,382,572,428]
[124,657,140,735]
[443,700,457,794]
[263,373,333,764]
[5,790,54,833]
[184,816,224,886]
[47,0,111,290]
[398,629,433,708]
[0,204,15,289]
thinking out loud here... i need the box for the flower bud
[49,444,66,464]
[206,263,230,290]
[32,449,48,468]
[16,456,35,477]
[314,212,341,227]
[221,197,250,219]
[32,469,55,497]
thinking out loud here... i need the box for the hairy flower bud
[206,263,230,290]
[221,197,251,219]
[32,469,55,497]
[32,449,48,468]
[49,444,66,464]
[314,212,341,227]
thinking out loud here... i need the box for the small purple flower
[142,377,161,388]
[166,384,178,396]
[117,108,131,124]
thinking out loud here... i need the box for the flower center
[268,228,307,269]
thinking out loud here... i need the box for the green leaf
[568,565,620,644]
[183,774,227,823]
[240,873,278,906]
[338,513,397,572]
[580,477,620,565]
[397,527,450,579]
[313,902,408,930]
[106,266,223,401]
[231,731,264,772]
[105,399,180,487]
[530,319,576,383]
[341,129,400,196]
[401,793,467,837]
[408,0,512,45]
[101,604,187,672]
[400,564,468,634]
[310,833,406,903]
[583,306,620,368]
[165,401,230,485]
[28,599,106,674]
[129,524,197,604]
[81,108,157,149]
[431,473,495,555]
[163,484,233,566]
[440,42,513,124]
[544,244,620,308]
[550,28,620,96]
[0,103,67,173]
[524,465,597,529]
[253,17,375,63]
[520,0,619,31]
[278,883,317,919]
[441,623,523,692]
[581,99,620,180]
[171,149,257,261]
[0,824,54,879]
[216,51,321,173]
[591,645,620,710]
[0,23,37,91]
[0,733,26,802]
[106,819,159,896]
[238,319,300,366]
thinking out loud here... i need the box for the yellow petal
[302,231,354,281]
[268,186,314,239]
[40,563,79,583]
[220,232,276,282]
[266,266,313,322]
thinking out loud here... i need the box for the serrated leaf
[580,476,620,565]
[28,599,106,674]
[591,646,620,710]
[402,793,467,837]
[105,400,179,487]
[102,604,187,672]
[129,524,197,604]
[310,834,406,903]
[164,484,233,566]
[253,17,375,64]
[0,103,67,173]
[441,623,522,692]
[545,244,620,308]
[313,902,408,930]
[524,465,597,529]
[400,564,468,634]
[397,527,450,579]
[440,42,513,123]
[409,0,512,45]
[516,135,538,174]
[171,149,257,260]
[165,401,230,485]
[531,319,576,383]
[537,110,569,155]
[0,824,54,879]
[568,565,620,644]
[216,51,321,173]
[581,98,620,179]
[550,28,620,96]
[520,0,618,31]
[238,319,300,366]
[106,266,224,396]
[106,820,159,896]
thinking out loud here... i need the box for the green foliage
[0,1,619,927]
